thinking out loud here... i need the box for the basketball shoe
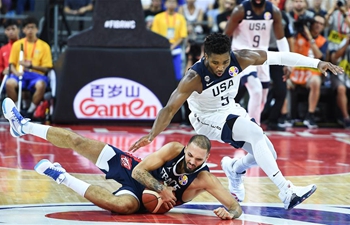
[2,97,30,137]
[35,159,67,184]
[221,156,245,202]
[278,180,317,210]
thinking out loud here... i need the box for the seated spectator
[0,19,19,80]
[144,0,164,29]
[64,0,93,30]
[287,14,328,129]
[329,36,350,129]
[5,17,53,118]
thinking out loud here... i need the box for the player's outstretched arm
[129,70,201,152]
[198,172,242,219]
[235,50,344,76]
[224,4,244,37]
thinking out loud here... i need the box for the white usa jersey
[231,1,274,51]
[187,52,243,114]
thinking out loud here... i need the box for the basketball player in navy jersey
[130,33,343,209]
[1,99,242,219]
[224,0,290,126]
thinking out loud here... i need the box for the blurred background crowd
[0,0,350,131]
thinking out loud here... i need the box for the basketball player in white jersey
[224,0,290,124]
[130,33,343,209]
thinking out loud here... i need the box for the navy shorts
[6,71,49,92]
[99,145,147,212]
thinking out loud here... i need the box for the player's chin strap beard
[251,0,266,8]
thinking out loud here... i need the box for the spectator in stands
[5,17,53,118]
[216,0,235,33]
[286,0,315,27]
[64,0,93,30]
[206,0,225,33]
[152,0,188,81]
[287,14,328,129]
[324,0,350,128]
[144,0,164,29]
[16,0,35,15]
[0,19,19,80]
[179,0,204,70]
[308,0,327,17]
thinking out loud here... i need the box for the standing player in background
[224,0,290,125]
[0,19,19,80]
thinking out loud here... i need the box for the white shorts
[240,64,270,83]
[189,103,250,143]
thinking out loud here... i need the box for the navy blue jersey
[101,145,209,212]
[151,148,209,204]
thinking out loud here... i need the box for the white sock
[27,102,37,113]
[62,173,91,197]
[22,122,50,140]
[233,153,257,174]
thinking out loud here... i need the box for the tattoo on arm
[133,169,164,192]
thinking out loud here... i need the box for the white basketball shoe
[2,97,30,137]
[35,159,67,184]
[221,156,245,202]
[279,180,317,210]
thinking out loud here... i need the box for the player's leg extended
[231,116,316,209]
[34,159,139,214]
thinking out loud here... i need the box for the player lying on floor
[2,97,242,219]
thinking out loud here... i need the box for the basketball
[142,189,171,214]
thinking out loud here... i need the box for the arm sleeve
[265,51,320,68]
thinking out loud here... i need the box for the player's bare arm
[132,142,181,207]
[224,5,245,37]
[129,70,201,152]
[272,4,285,40]
[199,172,242,219]
[234,49,267,70]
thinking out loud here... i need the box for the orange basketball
[142,190,170,214]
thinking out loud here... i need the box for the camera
[294,15,314,35]
[338,0,345,7]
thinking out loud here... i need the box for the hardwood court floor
[0,122,350,224]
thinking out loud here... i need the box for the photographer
[288,14,328,128]
[286,0,315,34]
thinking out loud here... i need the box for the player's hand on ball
[213,207,235,220]
[159,186,177,210]
[129,135,152,152]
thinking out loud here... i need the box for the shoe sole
[287,184,317,210]
[34,159,50,174]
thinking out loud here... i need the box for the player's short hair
[23,16,38,28]
[203,33,231,56]
[3,19,19,29]
[188,135,211,153]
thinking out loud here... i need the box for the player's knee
[338,84,346,95]
[70,133,87,148]
[110,197,139,214]
[6,79,17,89]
